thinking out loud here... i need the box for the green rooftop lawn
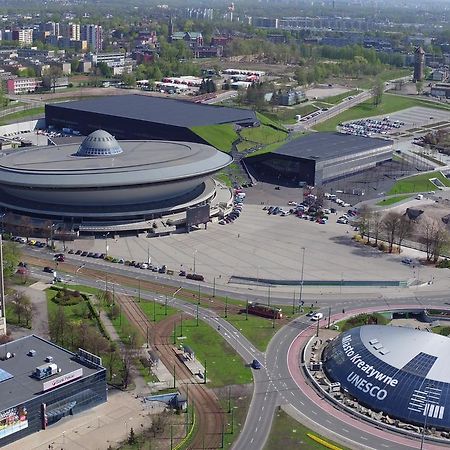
[240,124,287,145]
[388,171,450,195]
[190,123,238,152]
[313,94,450,132]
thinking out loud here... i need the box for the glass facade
[0,370,106,446]
[323,327,450,430]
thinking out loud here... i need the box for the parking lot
[29,183,440,294]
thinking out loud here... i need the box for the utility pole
[213,276,216,297]
[173,365,176,389]
[267,285,271,307]
[327,306,331,329]
[153,297,156,322]
[292,291,296,315]
[225,296,228,318]
[299,247,306,309]
[180,313,183,337]
[146,326,149,348]
[165,295,168,316]
[316,316,320,337]
[245,299,248,320]
[196,303,199,326]
[204,359,207,384]
[173,322,176,344]
[198,283,201,305]
[138,278,141,302]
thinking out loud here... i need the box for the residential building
[82,24,103,52]
[68,22,80,41]
[12,28,33,46]
[6,77,41,94]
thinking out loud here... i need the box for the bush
[437,259,450,269]
[378,242,387,251]
[53,288,83,306]
[341,313,389,332]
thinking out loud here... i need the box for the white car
[311,312,324,321]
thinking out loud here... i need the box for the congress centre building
[0,130,233,237]
[323,325,450,431]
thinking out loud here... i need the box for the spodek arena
[323,325,450,431]
[0,130,233,237]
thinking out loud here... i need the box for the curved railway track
[117,293,224,449]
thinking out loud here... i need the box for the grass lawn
[225,314,280,351]
[46,288,97,327]
[264,409,349,450]
[357,68,412,89]
[190,123,238,152]
[313,93,450,132]
[137,297,179,323]
[0,106,45,125]
[263,104,318,124]
[174,319,252,388]
[236,140,257,152]
[388,171,450,195]
[240,124,287,145]
[57,283,103,296]
[376,194,412,206]
[321,89,359,105]
[246,132,308,157]
[432,325,450,336]
[214,171,233,186]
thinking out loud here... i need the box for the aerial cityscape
[1,0,450,449]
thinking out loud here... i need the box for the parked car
[43,266,54,273]
[311,312,324,321]
[401,257,413,265]
[186,273,204,281]
[179,270,186,276]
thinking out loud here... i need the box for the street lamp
[299,247,306,309]
[193,250,197,274]
[104,232,110,257]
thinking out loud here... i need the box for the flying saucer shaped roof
[75,130,123,157]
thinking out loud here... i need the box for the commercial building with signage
[323,325,450,430]
[0,335,106,446]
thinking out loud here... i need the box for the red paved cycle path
[287,305,449,450]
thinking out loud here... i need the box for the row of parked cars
[340,116,405,137]
[337,209,359,225]
[219,191,245,225]
[264,203,333,224]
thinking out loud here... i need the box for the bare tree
[396,216,414,252]
[49,305,67,345]
[356,205,373,242]
[421,218,439,261]
[382,211,402,253]
[372,211,383,246]
[431,226,449,263]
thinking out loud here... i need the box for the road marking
[299,400,304,405]
[381,444,389,448]
[250,438,254,444]
[342,428,349,433]
[325,420,332,424]
[360,437,368,441]
[258,416,262,422]
[311,410,317,415]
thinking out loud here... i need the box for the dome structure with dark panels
[75,130,123,157]
[323,325,450,430]
[0,131,232,225]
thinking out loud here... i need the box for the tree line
[357,206,449,262]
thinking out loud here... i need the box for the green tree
[3,242,20,279]
[372,79,384,107]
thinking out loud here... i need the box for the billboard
[186,204,210,227]
[0,406,28,439]
[42,368,83,392]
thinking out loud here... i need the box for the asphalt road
[22,246,450,450]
